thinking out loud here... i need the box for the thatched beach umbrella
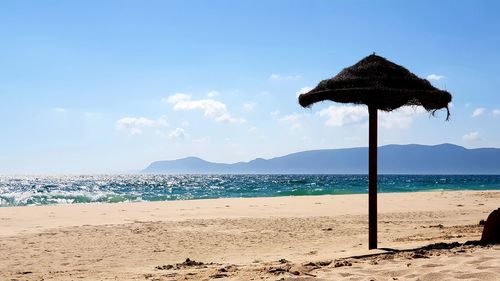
[298,54,452,249]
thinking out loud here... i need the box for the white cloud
[116,117,155,135]
[165,93,244,124]
[175,99,225,118]
[270,110,280,116]
[243,102,257,112]
[379,107,426,129]
[168,128,187,140]
[162,93,191,104]
[296,86,313,97]
[278,113,304,131]
[462,132,482,142]
[317,106,368,127]
[472,107,485,117]
[493,109,500,117]
[317,106,425,129]
[215,114,244,124]
[269,74,301,81]
[426,74,445,81]
[207,91,220,97]
[156,115,168,126]
[248,126,258,133]
[116,116,168,135]
[278,113,302,123]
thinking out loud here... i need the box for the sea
[0,174,499,207]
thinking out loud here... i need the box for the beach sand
[0,190,499,280]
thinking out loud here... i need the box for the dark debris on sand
[153,241,495,279]
[333,260,352,267]
[268,264,299,276]
[342,240,494,266]
[210,273,228,279]
[155,258,214,270]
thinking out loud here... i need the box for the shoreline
[1,190,499,280]
[1,190,499,236]
[2,186,500,207]
[2,174,499,208]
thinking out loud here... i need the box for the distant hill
[142,144,500,174]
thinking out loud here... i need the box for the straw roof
[298,54,452,119]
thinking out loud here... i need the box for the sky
[1,0,499,174]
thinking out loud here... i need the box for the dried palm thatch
[298,54,452,119]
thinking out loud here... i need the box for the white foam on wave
[0,189,119,207]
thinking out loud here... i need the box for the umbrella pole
[368,106,378,249]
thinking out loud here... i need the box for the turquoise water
[0,174,499,207]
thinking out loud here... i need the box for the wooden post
[368,106,378,250]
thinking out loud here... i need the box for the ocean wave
[0,174,499,207]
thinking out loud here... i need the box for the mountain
[142,144,500,174]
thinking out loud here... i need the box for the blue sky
[1,0,499,174]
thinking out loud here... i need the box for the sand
[0,190,499,280]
